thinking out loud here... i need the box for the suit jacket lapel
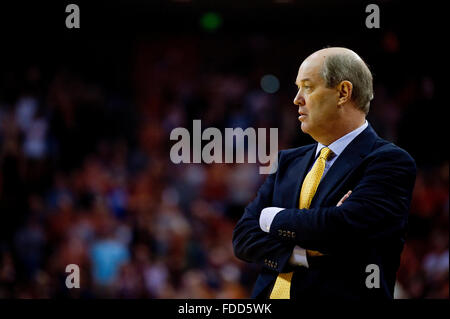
[291,146,317,208]
[309,124,379,208]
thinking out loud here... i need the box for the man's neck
[316,118,366,146]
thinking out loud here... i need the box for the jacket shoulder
[371,138,417,170]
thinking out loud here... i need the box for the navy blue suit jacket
[232,124,416,299]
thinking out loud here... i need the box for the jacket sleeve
[232,151,295,273]
[268,146,417,255]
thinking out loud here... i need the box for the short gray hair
[321,53,374,114]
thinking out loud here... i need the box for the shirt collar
[316,120,368,158]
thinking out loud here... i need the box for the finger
[343,190,352,199]
[337,190,352,206]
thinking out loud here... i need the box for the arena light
[200,12,222,32]
[260,74,280,94]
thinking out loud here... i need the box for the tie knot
[319,147,332,160]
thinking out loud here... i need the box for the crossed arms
[232,146,416,273]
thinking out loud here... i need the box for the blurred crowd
[0,32,447,299]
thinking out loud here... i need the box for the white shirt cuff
[290,245,309,268]
[259,207,285,233]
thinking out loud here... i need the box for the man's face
[294,55,340,139]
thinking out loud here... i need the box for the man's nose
[293,91,305,106]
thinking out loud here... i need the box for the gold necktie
[270,147,332,299]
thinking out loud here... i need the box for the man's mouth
[298,110,307,120]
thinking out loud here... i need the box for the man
[232,47,416,299]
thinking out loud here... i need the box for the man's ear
[337,80,353,106]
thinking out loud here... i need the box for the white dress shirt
[259,120,368,267]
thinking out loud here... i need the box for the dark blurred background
[0,0,447,298]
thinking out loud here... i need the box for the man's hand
[337,190,352,207]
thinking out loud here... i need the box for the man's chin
[300,122,309,134]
